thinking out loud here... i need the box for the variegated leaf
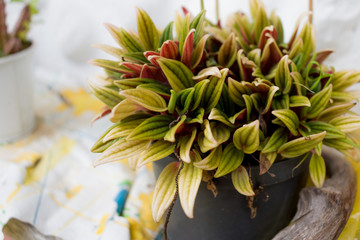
[186,108,205,124]
[198,120,230,153]
[103,118,147,142]
[262,128,287,153]
[278,131,326,158]
[181,29,195,67]
[190,34,210,69]
[218,33,237,68]
[189,10,206,44]
[318,102,356,122]
[87,80,124,108]
[109,99,142,123]
[289,95,311,107]
[127,115,174,140]
[164,115,186,142]
[262,86,279,114]
[136,8,159,51]
[329,115,360,133]
[192,79,209,111]
[203,68,229,112]
[179,128,197,163]
[275,55,292,94]
[194,146,222,170]
[160,40,179,59]
[158,58,194,92]
[159,21,174,46]
[231,166,255,196]
[215,143,244,178]
[309,154,326,188]
[307,121,345,139]
[104,23,144,52]
[233,120,260,154]
[192,67,221,80]
[120,88,167,112]
[137,140,175,167]
[306,84,333,119]
[152,162,178,222]
[94,138,151,166]
[272,109,299,136]
[259,152,277,175]
[91,122,121,153]
[178,158,203,218]
[208,108,234,127]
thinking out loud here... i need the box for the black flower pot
[153,154,310,240]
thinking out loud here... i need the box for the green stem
[216,0,219,23]
[200,0,204,11]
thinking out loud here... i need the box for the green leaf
[103,118,148,142]
[158,58,194,92]
[252,4,270,42]
[94,138,151,166]
[332,70,360,91]
[309,154,326,188]
[114,78,158,90]
[164,115,186,142]
[120,88,167,112]
[329,115,360,133]
[208,108,234,127]
[181,29,195,67]
[318,102,356,122]
[137,83,171,97]
[272,109,299,136]
[159,21,174,46]
[192,79,210,111]
[109,99,142,123]
[198,120,230,153]
[179,14,190,55]
[186,108,205,124]
[233,120,260,154]
[87,80,124,108]
[127,115,174,140]
[91,122,121,153]
[228,77,246,106]
[323,138,355,150]
[306,84,333,118]
[307,121,345,139]
[202,68,229,112]
[136,8,159,50]
[259,152,277,175]
[168,90,177,114]
[193,67,221,80]
[296,22,315,69]
[176,88,195,114]
[137,140,175,167]
[178,158,203,218]
[231,166,255,196]
[104,23,144,52]
[215,143,244,178]
[262,128,287,153]
[289,95,311,107]
[190,34,210,69]
[92,44,124,60]
[218,33,237,68]
[243,94,253,122]
[152,162,178,222]
[275,55,292,94]
[189,10,206,44]
[179,128,197,163]
[278,131,326,158]
[194,146,222,170]
[262,86,279,114]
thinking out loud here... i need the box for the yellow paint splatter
[65,185,83,199]
[138,192,159,232]
[56,88,104,116]
[13,152,40,164]
[127,218,153,240]
[6,184,21,204]
[24,137,75,185]
[49,193,94,222]
[96,213,109,235]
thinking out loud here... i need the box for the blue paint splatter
[114,181,131,216]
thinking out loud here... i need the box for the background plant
[89,0,360,223]
[0,0,37,56]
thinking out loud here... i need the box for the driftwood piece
[273,148,357,240]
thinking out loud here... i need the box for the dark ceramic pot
[153,154,310,240]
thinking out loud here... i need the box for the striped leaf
[278,131,326,158]
[94,138,151,167]
[274,55,292,94]
[329,115,360,133]
[306,84,333,119]
[199,120,230,153]
[318,102,356,122]
[218,33,237,68]
[228,77,247,106]
[190,34,210,69]
[208,108,234,127]
[104,23,144,52]
[164,115,186,142]
[232,166,255,196]
[272,109,299,136]
[259,152,277,175]
[103,118,147,142]
[158,58,195,92]
[120,88,167,112]
[192,79,209,111]
[193,146,222,170]
[323,138,355,150]
[181,29,195,67]
[91,123,121,153]
[215,143,244,178]
[262,86,279,114]
[307,121,345,139]
[168,90,177,114]
[160,40,179,59]
[309,154,326,188]
[186,108,205,124]
[114,78,158,90]
[136,8,159,51]
[189,10,206,44]
[176,88,195,114]
[127,115,174,140]
[109,99,142,123]
[87,80,124,108]
[192,67,221,80]
[152,162,178,222]
[262,128,287,153]
[159,21,174,46]
[233,120,260,154]
[137,140,175,167]
[203,68,229,113]
[179,128,197,163]
[289,95,311,107]
[178,158,203,218]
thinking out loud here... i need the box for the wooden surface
[273,147,357,240]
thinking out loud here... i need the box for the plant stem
[216,0,219,24]
[200,0,204,11]
[163,154,184,240]
[309,0,313,24]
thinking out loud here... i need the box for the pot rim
[0,43,33,65]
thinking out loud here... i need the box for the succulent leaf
[306,84,332,119]
[275,55,292,94]
[289,95,311,107]
[152,162,178,222]
[120,88,168,112]
[159,21,174,46]
[307,121,345,139]
[194,146,222,170]
[329,115,360,133]
[215,143,244,178]
[137,140,175,167]
[318,102,356,122]
[136,8,159,51]
[231,166,255,196]
[127,115,174,140]
[179,128,197,163]
[202,68,229,112]
[164,115,187,142]
[262,128,287,153]
[109,99,142,123]
[218,33,237,68]
[233,120,260,154]
[309,153,326,188]
[278,131,326,158]
[272,109,299,136]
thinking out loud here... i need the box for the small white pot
[0,45,35,143]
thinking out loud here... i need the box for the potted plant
[0,0,37,143]
[88,0,360,239]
